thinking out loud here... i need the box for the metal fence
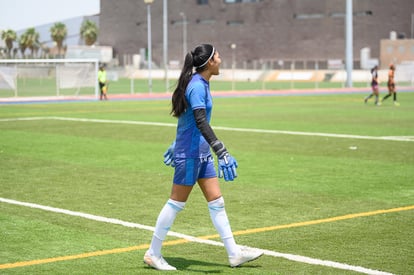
[221,59,363,70]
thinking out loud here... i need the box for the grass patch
[1,92,413,274]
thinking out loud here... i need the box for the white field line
[0,116,413,142]
[0,197,394,275]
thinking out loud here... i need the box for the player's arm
[193,108,238,181]
[193,108,223,155]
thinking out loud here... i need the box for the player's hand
[218,153,238,181]
[163,142,175,167]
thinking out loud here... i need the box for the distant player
[98,64,108,100]
[364,65,380,106]
[381,64,399,106]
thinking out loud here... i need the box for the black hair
[170,44,215,117]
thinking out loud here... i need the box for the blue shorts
[173,156,217,186]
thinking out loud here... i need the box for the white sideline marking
[0,197,394,275]
[0,116,413,142]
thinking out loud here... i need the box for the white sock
[149,199,185,256]
[208,196,240,257]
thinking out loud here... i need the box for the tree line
[1,20,99,59]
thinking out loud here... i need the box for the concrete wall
[99,0,414,67]
[380,39,414,68]
[122,68,413,84]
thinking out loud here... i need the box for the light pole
[345,0,353,88]
[411,13,414,39]
[179,12,187,59]
[163,0,169,93]
[230,43,236,91]
[144,0,153,94]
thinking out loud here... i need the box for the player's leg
[199,177,238,253]
[152,184,192,252]
[102,85,107,100]
[374,86,380,105]
[364,88,374,103]
[392,85,399,105]
[383,83,393,102]
[144,184,192,270]
[99,82,104,100]
[144,158,196,270]
[199,172,263,267]
[383,90,391,101]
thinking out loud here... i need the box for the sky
[0,0,100,31]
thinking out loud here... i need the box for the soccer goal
[0,59,99,99]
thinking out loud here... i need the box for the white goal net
[0,59,99,99]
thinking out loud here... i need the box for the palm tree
[50,22,67,58]
[80,20,98,46]
[22,28,40,58]
[1,29,17,58]
[18,33,28,58]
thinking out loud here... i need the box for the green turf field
[1,92,413,274]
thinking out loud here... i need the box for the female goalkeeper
[143,44,263,271]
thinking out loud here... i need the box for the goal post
[0,59,100,99]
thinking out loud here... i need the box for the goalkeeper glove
[211,140,238,181]
[163,141,175,167]
[218,153,238,181]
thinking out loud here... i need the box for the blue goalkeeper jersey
[174,73,212,159]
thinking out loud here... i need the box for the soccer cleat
[143,251,177,271]
[229,247,264,267]
[394,101,400,106]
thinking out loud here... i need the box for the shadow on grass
[142,256,262,273]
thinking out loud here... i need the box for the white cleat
[229,247,264,267]
[143,251,177,271]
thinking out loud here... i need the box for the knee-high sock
[149,199,185,256]
[208,196,240,257]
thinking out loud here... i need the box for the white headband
[195,47,215,68]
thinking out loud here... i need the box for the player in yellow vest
[98,64,108,100]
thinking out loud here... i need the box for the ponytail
[171,52,194,117]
